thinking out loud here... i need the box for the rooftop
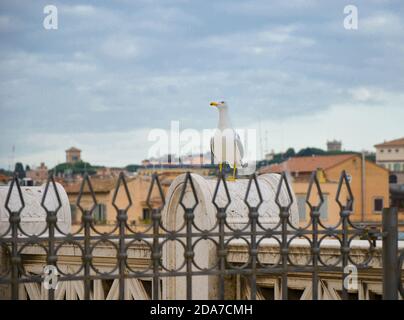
[374,137,404,148]
[0,174,10,182]
[64,177,118,194]
[63,174,174,194]
[260,154,356,174]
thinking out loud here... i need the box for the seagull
[210,101,244,180]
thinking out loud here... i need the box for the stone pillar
[161,173,298,299]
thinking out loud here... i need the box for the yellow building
[292,177,347,228]
[64,177,117,226]
[260,154,394,226]
[65,168,210,232]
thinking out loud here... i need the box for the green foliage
[14,162,25,179]
[256,153,287,169]
[0,168,13,177]
[257,147,363,170]
[91,165,105,170]
[365,153,376,163]
[295,147,359,157]
[284,148,296,158]
[296,147,326,157]
[126,164,142,172]
[51,161,96,176]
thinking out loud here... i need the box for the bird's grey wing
[235,132,244,159]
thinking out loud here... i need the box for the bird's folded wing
[235,131,244,160]
[210,136,215,156]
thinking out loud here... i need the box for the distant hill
[125,164,142,172]
[257,147,375,170]
[0,168,12,177]
[51,161,97,175]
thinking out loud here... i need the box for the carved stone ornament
[0,182,71,236]
[161,173,298,299]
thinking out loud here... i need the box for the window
[94,204,107,223]
[296,195,306,221]
[396,149,399,153]
[380,149,384,153]
[297,194,328,221]
[320,195,328,220]
[336,290,358,300]
[389,175,398,184]
[142,208,151,221]
[258,286,275,300]
[388,149,391,153]
[70,204,77,224]
[287,288,305,300]
[393,163,400,171]
[373,198,383,213]
[368,291,382,300]
[140,280,153,299]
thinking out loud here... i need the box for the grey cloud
[0,0,403,167]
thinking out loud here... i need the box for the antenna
[281,119,285,154]
[10,145,15,172]
[258,120,264,160]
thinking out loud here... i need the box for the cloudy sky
[0,0,403,169]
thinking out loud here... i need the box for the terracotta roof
[260,154,356,174]
[66,147,81,152]
[64,178,117,194]
[0,174,10,182]
[374,137,404,148]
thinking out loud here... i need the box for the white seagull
[210,101,244,180]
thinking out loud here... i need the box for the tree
[14,162,26,179]
[365,153,376,163]
[284,148,296,158]
[126,164,142,172]
[0,168,13,177]
[51,161,96,176]
[297,147,326,157]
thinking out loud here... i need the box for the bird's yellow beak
[210,101,219,107]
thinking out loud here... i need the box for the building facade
[374,137,404,184]
[259,154,394,226]
[64,167,216,233]
[26,162,48,184]
[3,239,399,300]
[327,140,342,152]
[65,147,82,164]
[1,166,403,300]
[0,174,10,185]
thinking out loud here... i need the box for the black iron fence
[0,170,402,300]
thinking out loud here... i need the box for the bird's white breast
[211,128,243,168]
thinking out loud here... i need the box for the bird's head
[210,101,228,110]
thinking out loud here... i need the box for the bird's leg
[227,163,237,181]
